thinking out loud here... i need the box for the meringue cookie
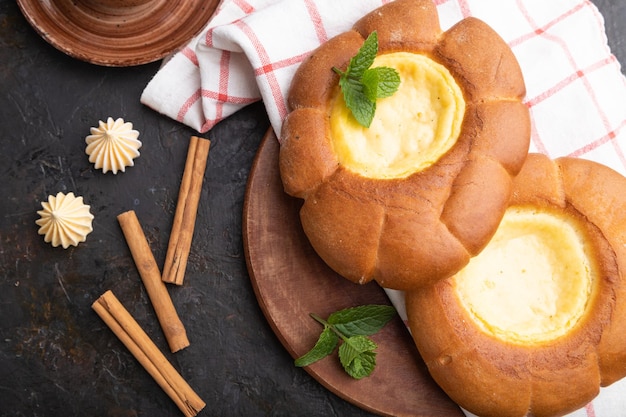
[36,192,94,248]
[85,117,141,174]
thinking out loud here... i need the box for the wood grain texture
[16,0,220,66]
[243,129,463,417]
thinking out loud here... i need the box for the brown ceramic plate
[243,129,463,417]
[16,0,220,66]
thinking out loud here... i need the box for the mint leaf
[338,335,378,379]
[294,305,397,379]
[365,67,401,99]
[361,69,380,102]
[295,327,338,367]
[333,31,400,128]
[329,305,397,336]
[339,74,376,127]
[348,94,376,128]
[340,76,367,108]
[345,30,378,78]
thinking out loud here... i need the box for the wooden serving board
[242,129,463,417]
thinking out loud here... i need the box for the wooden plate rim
[242,128,463,417]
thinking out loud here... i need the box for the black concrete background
[0,1,624,416]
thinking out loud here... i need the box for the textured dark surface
[0,1,624,417]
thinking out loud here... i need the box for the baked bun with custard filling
[405,153,626,417]
[279,0,530,290]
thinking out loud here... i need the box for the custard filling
[454,207,594,344]
[330,52,465,179]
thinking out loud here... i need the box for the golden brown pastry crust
[279,0,530,290]
[406,153,626,417]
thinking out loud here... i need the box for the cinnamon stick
[162,136,211,285]
[117,210,189,352]
[92,290,205,417]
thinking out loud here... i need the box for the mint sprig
[333,31,401,128]
[295,304,397,379]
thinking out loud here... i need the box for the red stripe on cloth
[568,124,617,157]
[526,56,616,108]
[585,402,596,417]
[569,118,626,168]
[205,0,256,47]
[198,96,261,133]
[304,0,328,44]
[457,0,472,18]
[525,71,581,108]
[235,19,289,121]
[200,118,219,133]
[177,50,232,123]
[177,89,201,123]
[200,119,218,133]
[200,90,259,105]
[215,50,232,121]
[205,28,215,48]
[177,50,258,129]
[509,1,587,48]
[514,0,620,162]
[255,51,312,76]
[180,46,199,66]
[232,0,255,14]
[569,57,620,150]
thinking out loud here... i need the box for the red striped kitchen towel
[141,1,626,416]
[140,0,626,176]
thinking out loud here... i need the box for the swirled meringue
[36,192,94,248]
[85,117,141,174]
